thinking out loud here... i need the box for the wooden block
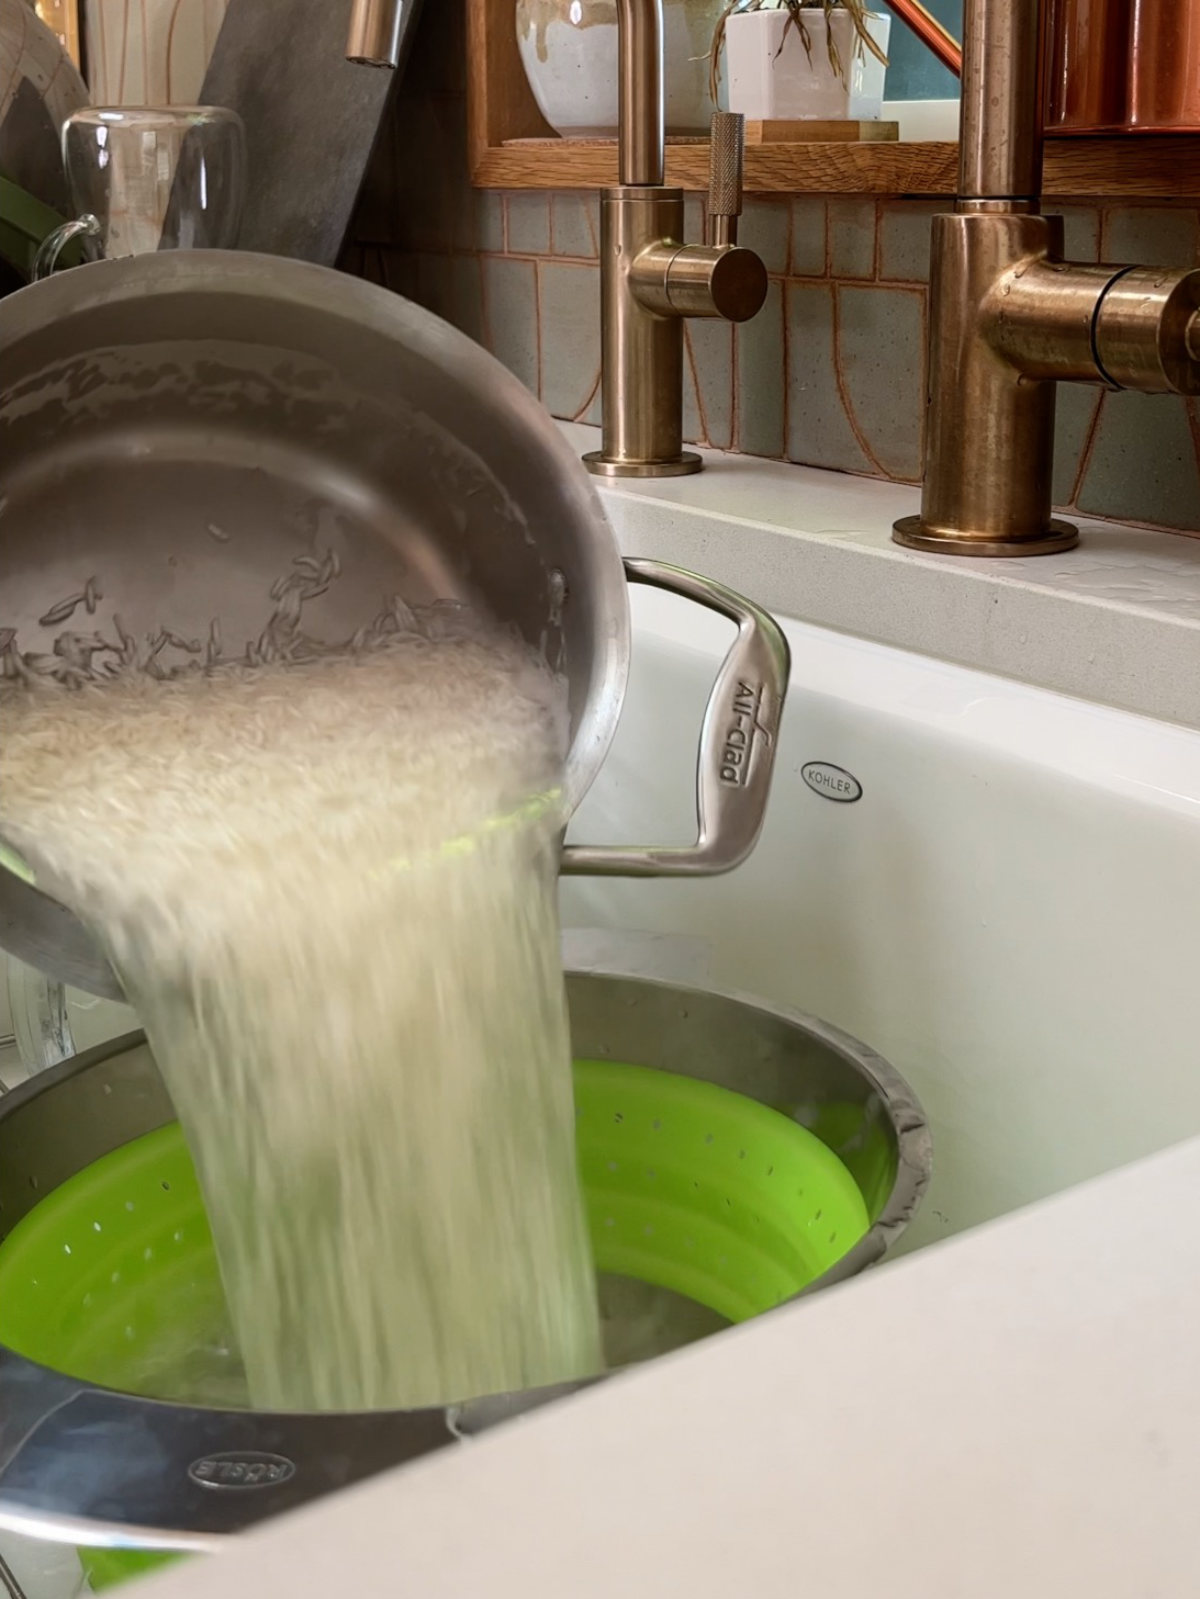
[743,119,900,144]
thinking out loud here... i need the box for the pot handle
[561,559,790,878]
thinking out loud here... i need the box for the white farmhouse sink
[562,584,1200,1256]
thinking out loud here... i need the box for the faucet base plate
[892,515,1079,558]
[583,451,704,479]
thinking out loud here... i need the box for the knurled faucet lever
[707,110,745,249]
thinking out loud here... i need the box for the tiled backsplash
[346,0,1200,536]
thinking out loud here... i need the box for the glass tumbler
[33,104,246,279]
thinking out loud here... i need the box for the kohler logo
[802,762,862,804]
[189,1451,296,1491]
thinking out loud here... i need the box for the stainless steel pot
[0,963,931,1553]
[0,252,789,1000]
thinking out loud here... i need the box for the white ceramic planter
[516,0,726,138]
[725,8,890,122]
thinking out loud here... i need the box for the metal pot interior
[0,249,630,994]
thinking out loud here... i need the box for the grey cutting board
[198,0,421,266]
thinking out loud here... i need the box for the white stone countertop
[141,1132,1200,1599]
[556,422,1200,731]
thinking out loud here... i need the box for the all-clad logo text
[801,762,862,804]
[720,679,770,787]
[189,1452,297,1491]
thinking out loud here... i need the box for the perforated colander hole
[125,1200,135,1211]
[738,1149,746,1160]
[645,1167,656,1179]
[651,1118,662,1131]
[124,1326,134,1340]
[766,1166,774,1177]
[173,1230,184,1243]
[704,1133,714,1145]
[613,1112,624,1124]
[110,1270,120,1284]
[62,1244,71,1255]
[161,1181,171,1191]
[829,1232,838,1244]
[606,1161,619,1173]
[643,1225,654,1237]
[92,1221,102,1232]
[102,1084,112,1096]
[143,1247,153,1261]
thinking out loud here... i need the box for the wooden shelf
[475,135,1200,199]
[468,0,1200,197]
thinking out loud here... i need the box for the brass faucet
[583,0,768,478]
[894,0,1200,557]
[346,0,406,67]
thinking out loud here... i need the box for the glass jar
[5,952,136,1075]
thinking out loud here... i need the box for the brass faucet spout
[957,0,1042,208]
[346,0,405,67]
[618,0,665,187]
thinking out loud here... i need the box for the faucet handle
[707,111,746,249]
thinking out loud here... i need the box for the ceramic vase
[724,7,890,122]
[516,0,728,137]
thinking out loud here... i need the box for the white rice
[0,624,602,1411]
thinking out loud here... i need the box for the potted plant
[711,0,891,123]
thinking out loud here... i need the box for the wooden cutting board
[199,0,423,266]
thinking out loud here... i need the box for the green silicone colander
[0,1058,870,1589]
